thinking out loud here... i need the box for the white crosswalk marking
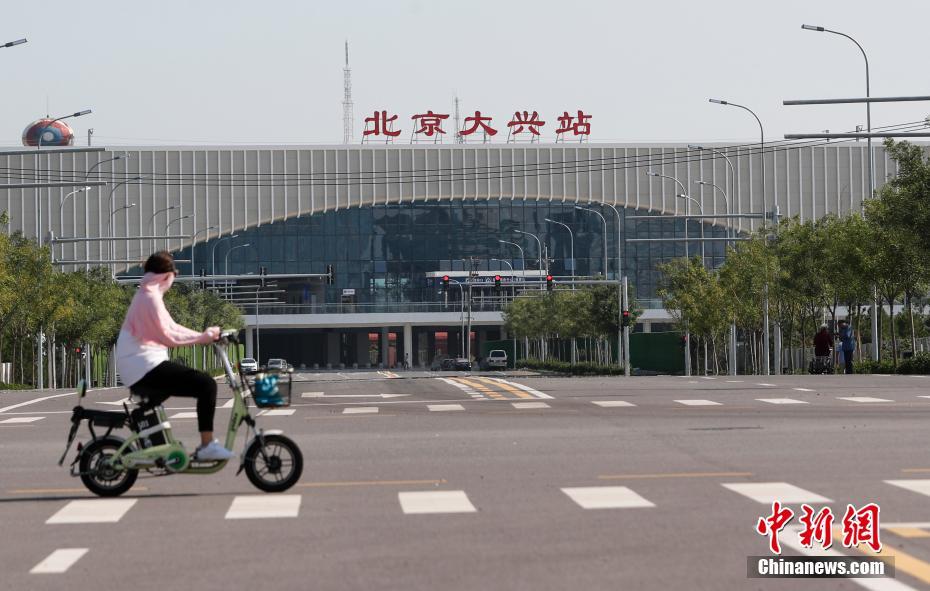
[793,388,815,392]
[169,412,198,419]
[885,480,930,498]
[757,383,777,387]
[225,495,301,519]
[398,490,476,514]
[512,402,549,409]
[258,409,296,417]
[342,407,378,414]
[436,377,484,399]
[47,499,137,524]
[483,377,553,399]
[917,395,930,399]
[592,400,636,408]
[300,392,325,398]
[428,404,465,412]
[725,380,744,383]
[675,399,721,406]
[756,398,808,405]
[838,396,893,403]
[30,548,89,574]
[219,398,235,409]
[722,482,831,504]
[0,416,44,424]
[562,486,655,509]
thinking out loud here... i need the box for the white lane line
[511,401,550,409]
[300,392,325,398]
[0,416,45,424]
[756,398,809,405]
[917,395,930,400]
[342,407,378,414]
[225,495,301,519]
[725,380,744,383]
[219,398,235,409]
[30,548,89,574]
[793,387,815,392]
[562,486,655,509]
[675,399,722,406]
[436,377,485,399]
[427,404,465,412]
[0,391,75,414]
[169,412,198,419]
[778,527,917,591]
[592,400,636,408]
[47,499,137,524]
[700,376,716,380]
[398,490,476,514]
[838,396,893,403]
[722,482,831,504]
[258,409,296,417]
[885,480,930,498]
[757,383,777,387]
[483,377,554,399]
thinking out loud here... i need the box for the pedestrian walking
[838,319,856,374]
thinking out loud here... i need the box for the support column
[326,332,340,369]
[245,328,254,358]
[380,327,389,368]
[403,324,413,368]
[356,332,369,368]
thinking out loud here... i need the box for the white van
[486,350,508,369]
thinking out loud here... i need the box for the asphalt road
[2,371,929,590]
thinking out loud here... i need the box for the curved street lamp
[514,229,544,276]
[497,240,525,277]
[164,213,193,251]
[2,38,27,49]
[211,234,240,278]
[59,186,92,233]
[647,170,694,259]
[190,225,218,276]
[575,205,608,278]
[544,218,574,289]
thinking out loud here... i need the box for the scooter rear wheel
[79,437,138,497]
[244,434,303,493]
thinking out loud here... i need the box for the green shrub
[517,358,625,376]
[897,353,930,375]
[854,359,897,374]
[0,382,33,390]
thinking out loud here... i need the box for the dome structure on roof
[22,118,75,147]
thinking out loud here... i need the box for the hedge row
[854,353,930,375]
[517,358,626,376]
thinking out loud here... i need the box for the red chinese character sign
[756,501,794,555]
[362,110,401,140]
[411,110,449,137]
[842,503,882,552]
[460,111,497,138]
[556,110,592,137]
[507,111,546,139]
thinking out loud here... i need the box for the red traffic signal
[622,310,631,327]
[442,275,450,287]
[546,274,554,291]
[494,274,502,288]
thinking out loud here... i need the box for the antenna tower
[342,41,354,144]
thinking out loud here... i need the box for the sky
[2,0,928,147]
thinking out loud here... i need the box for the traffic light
[494,274,502,289]
[441,275,450,289]
[326,264,335,285]
[546,274,554,291]
[622,310,631,327]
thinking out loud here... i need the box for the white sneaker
[194,440,235,461]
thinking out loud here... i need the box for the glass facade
[176,200,729,307]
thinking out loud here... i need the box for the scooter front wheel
[244,434,303,492]
[79,437,138,497]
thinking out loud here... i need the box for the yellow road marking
[887,527,930,539]
[598,471,754,480]
[452,377,506,400]
[297,479,447,488]
[474,377,532,399]
[839,526,930,585]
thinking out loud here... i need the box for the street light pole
[601,202,626,373]
[514,229,545,282]
[646,171,692,259]
[802,24,879,362]
[164,214,193,251]
[544,218,574,289]
[59,186,92,233]
[190,225,217,276]
[710,98,771,375]
[106,177,143,276]
[225,243,251,296]
[1,38,27,49]
[574,206,608,278]
[211,234,240,282]
[497,240,525,279]
[148,205,177,253]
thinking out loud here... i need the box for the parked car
[452,358,472,371]
[486,349,507,370]
[239,358,258,374]
[267,358,287,371]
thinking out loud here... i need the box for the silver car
[267,358,287,371]
[486,350,508,369]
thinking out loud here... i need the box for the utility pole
[342,41,354,144]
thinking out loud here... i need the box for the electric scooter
[59,331,302,497]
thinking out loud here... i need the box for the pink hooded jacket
[116,272,219,386]
[122,272,218,347]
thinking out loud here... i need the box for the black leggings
[130,361,217,432]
